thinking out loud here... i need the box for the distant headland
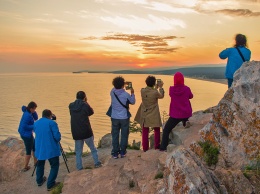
[73,66,226,80]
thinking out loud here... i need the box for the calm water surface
[0,73,227,151]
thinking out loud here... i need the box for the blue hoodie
[110,88,135,119]
[18,106,38,138]
[34,117,61,160]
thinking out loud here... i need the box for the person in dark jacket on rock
[69,91,101,170]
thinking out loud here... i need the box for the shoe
[94,162,102,168]
[120,151,127,158]
[47,181,61,191]
[112,153,118,159]
[38,176,47,186]
[21,166,31,172]
[185,121,191,128]
[160,149,167,152]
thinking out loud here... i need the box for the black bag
[106,93,131,118]
[106,105,112,117]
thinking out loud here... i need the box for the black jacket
[69,99,94,140]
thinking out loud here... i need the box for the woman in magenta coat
[160,72,193,151]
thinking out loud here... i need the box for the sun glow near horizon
[0,0,260,73]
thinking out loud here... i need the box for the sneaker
[38,176,47,186]
[94,162,102,168]
[112,153,119,159]
[47,181,61,191]
[120,151,127,158]
[185,121,191,128]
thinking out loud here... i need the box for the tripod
[32,142,70,177]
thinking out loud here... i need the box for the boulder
[164,61,260,194]
[0,137,24,182]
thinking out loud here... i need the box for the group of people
[17,91,102,191]
[109,72,193,158]
[17,33,250,190]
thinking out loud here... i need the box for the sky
[0,0,260,72]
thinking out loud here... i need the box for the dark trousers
[36,156,59,189]
[160,117,188,150]
[111,118,129,155]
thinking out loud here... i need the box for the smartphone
[125,81,132,90]
[156,79,162,85]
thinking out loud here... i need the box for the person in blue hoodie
[18,101,38,172]
[34,109,61,191]
[219,33,251,88]
[110,76,135,159]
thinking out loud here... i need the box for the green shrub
[127,144,140,150]
[198,141,219,166]
[129,180,135,188]
[51,182,63,194]
[154,171,163,179]
[243,154,260,179]
[129,121,142,134]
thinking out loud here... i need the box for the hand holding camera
[156,79,164,88]
[125,81,132,90]
[51,114,56,120]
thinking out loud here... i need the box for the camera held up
[51,114,57,120]
[125,81,132,90]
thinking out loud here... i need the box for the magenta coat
[169,72,193,119]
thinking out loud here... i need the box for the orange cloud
[81,33,183,55]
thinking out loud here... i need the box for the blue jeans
[75,136,100,170]
[36,156,59,189]
[227,78,233,88]
[111,118,129,155]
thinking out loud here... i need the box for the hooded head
[174,72,184,86]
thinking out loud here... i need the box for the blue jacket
[219,46,251,79]
[110,88,136,119]
[18,106,38,138]
[34,118,61,160]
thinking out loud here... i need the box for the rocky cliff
[165,61,260,194]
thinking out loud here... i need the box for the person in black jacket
[69,91,101,170]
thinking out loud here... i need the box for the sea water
[0,73,227,151]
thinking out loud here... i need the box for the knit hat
[174,72,184,85]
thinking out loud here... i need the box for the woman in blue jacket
[18,101,38,172]
[219,34,251,88]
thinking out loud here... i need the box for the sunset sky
[0,0,260,72]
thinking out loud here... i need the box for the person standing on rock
[69,91,102,170]
[109,76,135,158]
[34,109,61,191]
[134,75,164,152]
[160,72,193,151]
[18,101,38,172]
[219,33,251,88]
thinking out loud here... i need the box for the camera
[125,81,132,90]
[51,114,56,120]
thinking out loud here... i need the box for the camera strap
[113,92,129,110]
[235,47,245,62]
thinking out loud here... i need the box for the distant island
[73,66,226,79]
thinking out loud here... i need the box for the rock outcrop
[0,137,24,182]
[165,61,260,194]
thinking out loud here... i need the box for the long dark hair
[26,101,37,113]
[234,34,248,48]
